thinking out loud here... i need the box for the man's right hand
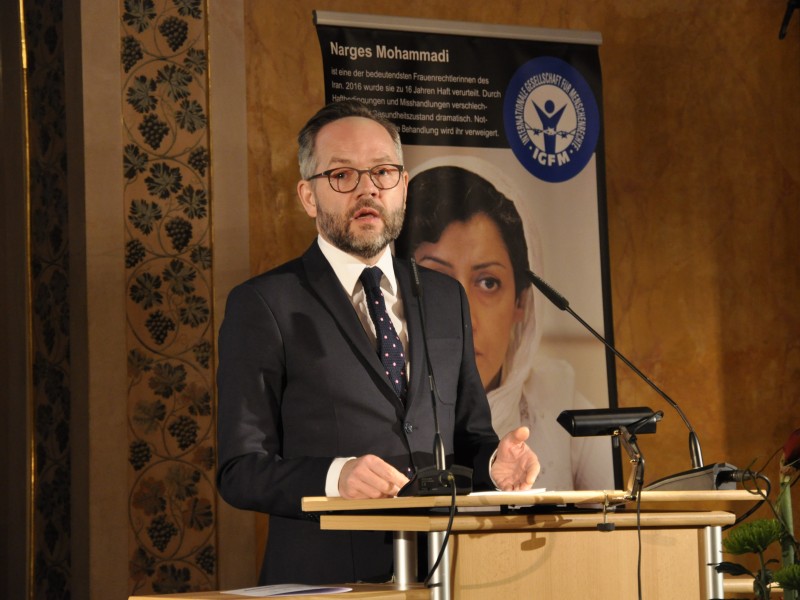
[338,455,410,499]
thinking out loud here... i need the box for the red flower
[781,428,800,475]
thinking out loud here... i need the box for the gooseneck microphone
[527,269,706,469]
[397,259,472,496]
[530,270,747,491]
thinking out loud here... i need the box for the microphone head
[527,270,569,311]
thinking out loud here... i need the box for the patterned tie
[359,267,408,399]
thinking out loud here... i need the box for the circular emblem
[503,56,600,183]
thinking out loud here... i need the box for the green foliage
[723,519,783,555]
[775,564,800,591]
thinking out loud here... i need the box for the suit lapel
[394,258,424,414]
[302,242,402,406]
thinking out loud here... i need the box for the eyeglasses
[307,164,404,193]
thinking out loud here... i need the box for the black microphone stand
[397,259,472,497]
[780,0,799,39]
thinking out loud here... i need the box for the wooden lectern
[301,489,755,600]
[129,489,756,600]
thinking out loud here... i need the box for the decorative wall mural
[120,0,217,593]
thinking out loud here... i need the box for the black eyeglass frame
[306,163,405,193]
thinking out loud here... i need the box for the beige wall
[244,0,800,526]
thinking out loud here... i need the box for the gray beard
[316,199,405,260]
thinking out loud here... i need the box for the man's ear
[401,169,409,208]
[297,179,318,218]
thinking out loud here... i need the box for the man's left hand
[490,427,540,491]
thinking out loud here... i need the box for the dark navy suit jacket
[216,241,498,584]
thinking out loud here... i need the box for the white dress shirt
[316,235,410,496]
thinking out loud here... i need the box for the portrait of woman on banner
[395,161,614,490]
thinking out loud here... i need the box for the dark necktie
[359,267,408,399]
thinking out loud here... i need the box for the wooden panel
[319,510,734,532]
[452,528,703,599]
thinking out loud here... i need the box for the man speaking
[216,100,540,585]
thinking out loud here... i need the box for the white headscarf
[408,154,545,437]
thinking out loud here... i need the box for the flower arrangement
[715,428,800,599]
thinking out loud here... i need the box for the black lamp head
[557,407,660,437]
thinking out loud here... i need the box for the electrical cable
[423,473,457,588]
[635,489,643,600]
[723,469,771,530]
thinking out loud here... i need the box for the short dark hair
[297,100,403,179]
[395,166,531,298]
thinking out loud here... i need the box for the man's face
[297,117,408,262]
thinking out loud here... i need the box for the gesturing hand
[490,427,540,491]
[339,454,410,499]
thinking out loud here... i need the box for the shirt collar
[316,235,398,296]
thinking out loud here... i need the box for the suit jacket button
[403,422,413,434]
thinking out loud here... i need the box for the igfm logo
[504,57,599,183]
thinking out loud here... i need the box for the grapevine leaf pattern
[128,348,154,376]
[148,362,187,398]
[181,383,211,416]
[129,199,162,234]
[183,497,213,530]
[183,48,207,75]
[190,245,211,270]
[165,465,200,500]
[126,75,158,114]
[132,399,167,434]
[123,0,157,33]
[133,477,167,516]
[162,259,196,295]
[179,295,209,327]
[174,0,203,20]
[130,272,164,309]
[176,100,206,133]
[191,446,215,471]
[156,64,192,101]
[153,564,191,594]
[123,1,215,591]
[124,144,149,180]
[177,185,207,218]
[145,162,182,199]
[130,547,157,581]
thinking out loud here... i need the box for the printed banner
[315,13,619,490]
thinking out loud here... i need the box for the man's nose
[355,170,380,194]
